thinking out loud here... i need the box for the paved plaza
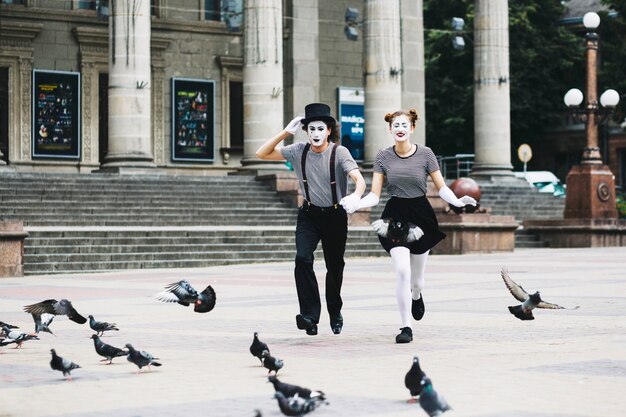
[1,247,625,417]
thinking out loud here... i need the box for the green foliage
[617,193,626,219]
[599,1,626,123]
[423,0,585,167]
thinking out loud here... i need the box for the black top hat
[301,103,336,127]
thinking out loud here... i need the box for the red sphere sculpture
[448,177,481,213]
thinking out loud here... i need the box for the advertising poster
[32,70,81,159]
[172,78,215,162]
[337,87,365,162]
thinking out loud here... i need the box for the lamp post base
[564,164,617,219]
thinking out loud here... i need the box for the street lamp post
[563,12,620,220]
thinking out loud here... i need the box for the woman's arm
[429,170,477,207]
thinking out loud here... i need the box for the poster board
[171,78,215,162]
[337,87,365,162]
[32,70,81,159]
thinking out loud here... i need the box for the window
[205,0,220,21]
[0,0,25,4]
[205,0,242,30]
[229,81,243,149]
[98,73,109,165]
[77,0,97,10]
[0,67,8,163]
[150,0,159,17]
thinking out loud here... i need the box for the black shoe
[330,313,343,335]
[395,327,413,344]
[411,295,425,321]
[296,314,318,336]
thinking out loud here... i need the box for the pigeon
[0,321,19,329]
[373,218,423,243]
[253,410,263,417]
[23,299,87,324]
[1,326,39,348]
[31,313,55,335]
[50,349,81,380]
[125,343,162,372]
[91,335,128,364]
[418,377,451,416]
[268,376,326,401]
[154,280,216,313]
[405,354,426,403]
[500,268,580,321]
[0,338,19,348]
[262,352,284,375]
[273,391,326,416]
[250,332,270,364]
[88,315,119,336]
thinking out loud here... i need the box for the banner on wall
[337,87,365,162]
[171,77,215,162]
[32,70,81,159]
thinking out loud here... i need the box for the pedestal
[564,164,617,219]
[433,212,518,254]
[0,221,28,277]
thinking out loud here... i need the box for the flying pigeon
[0,321,18,329]
[1,326,39,348]
[273,391,325,416]
[372,218,423,243]
[50,349,81,380]
[405,354,426,403]
[262,352,284,375]
[154,280,216,313]
[31,313,55,335]
[250,332,270,365]
[500,268,580,321]
[125,343,162,372]
[91,335,128,364]
[88,315,119,336]
[268,376,326,401]
[418,377,451,416]
[23,299,87,324]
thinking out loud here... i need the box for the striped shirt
[373,145,440,198]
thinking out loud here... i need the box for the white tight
[389,247,429,328]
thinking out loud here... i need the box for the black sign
[172,78,215,162]
[32,70,80,159]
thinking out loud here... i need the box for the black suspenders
[300,143,339,207]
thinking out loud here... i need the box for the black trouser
[294,204,348,324]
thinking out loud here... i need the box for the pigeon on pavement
[250,332,270,365]
[1,327,39,348]
[50,349,81,380]
[125,343,162,372]
[273,391,325,416]
[501,268,580,321]
[418,377,451,416]
[154,280,216,313]
[31,313,55,335]
[405,354,426,403]
[268,376,325,401]
[262,352,284,375]
[23,299,87,324]
[91,335,128,364]
[88,315,119,336]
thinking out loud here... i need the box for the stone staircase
[0,172,382,275]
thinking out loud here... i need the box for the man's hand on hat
[284,116,304,134]
[339,193,360,214]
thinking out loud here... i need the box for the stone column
[285,0,319,144]
[0,221,28,277]
[472,0,513,177]
[400,0,426,146]
[241,0,286,168]
[103,0,154,169]
[363,0,402,166]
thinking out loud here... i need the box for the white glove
[371,219,389,237]
[407,226,424,242]
[354,192,380,211]
[284,116,304,134]
[339,193,361,214]
[438,186,477,208]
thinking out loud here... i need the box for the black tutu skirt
[378,196,446,254]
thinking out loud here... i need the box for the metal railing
[437,154,475,179]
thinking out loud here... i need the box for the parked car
[514,171,566,197]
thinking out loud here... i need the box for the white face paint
[307,121,330,147]
[390,115,412,142]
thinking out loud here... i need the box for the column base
[470,164,514,179]
[564,164,618,219]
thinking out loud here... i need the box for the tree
[423,1,584,170]
[599,0,626,124]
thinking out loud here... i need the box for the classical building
[0,0,426,174]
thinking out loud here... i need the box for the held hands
[284,116,304,134]
[339,193,361,214]
[406,226,424,242]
